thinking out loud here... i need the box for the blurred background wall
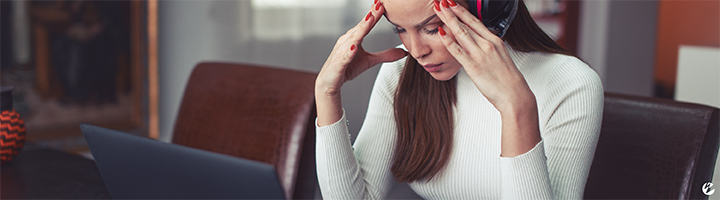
[157,0,401,144]
[654,0,720,99]
[580,0,659,97]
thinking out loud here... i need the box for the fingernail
[374,0,378,4]
[375,2,382,11]
[351,44,356,51]
[433,1,440,11]
[448,0,457,7]
[441,0,449,8]
[438,26,446,36]
[365,12,372,21]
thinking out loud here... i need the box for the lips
[422,63,443,73]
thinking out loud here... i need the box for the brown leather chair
[171,62,318,199]
[585,92,720,199]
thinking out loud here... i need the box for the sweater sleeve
[499,56,604,199]
[315,58,405,199]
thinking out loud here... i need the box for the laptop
[81,124,286,199]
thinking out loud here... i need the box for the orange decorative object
[1,86,26,164]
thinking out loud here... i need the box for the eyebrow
[385,14,438,29]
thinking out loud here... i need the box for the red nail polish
[374,0,378,4]
[365,12,372,21]
[375,2,381,11]
[448,0,457,7]
[433,1,441,11]
[438,26,446,36]
[351,44,356,51]
[441,0,449,8]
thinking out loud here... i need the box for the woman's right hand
[315,0,407,126]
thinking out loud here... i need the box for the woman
[314,0,603,199]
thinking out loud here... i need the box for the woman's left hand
[433,0,534,113]
[433,0,540,157]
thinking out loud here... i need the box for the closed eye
[393,27,406,34]
[425,27,439,34]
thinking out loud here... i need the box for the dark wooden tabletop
[1,143,111,199]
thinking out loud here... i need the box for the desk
[1,144,111,199]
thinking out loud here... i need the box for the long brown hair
[391,0,569,183]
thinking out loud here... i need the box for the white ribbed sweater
[316,46,604,199]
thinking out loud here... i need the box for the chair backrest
[171,62,318,199]
[585,92,720,199]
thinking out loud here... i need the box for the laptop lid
[81,124,286,199]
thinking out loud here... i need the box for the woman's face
[383,0,463,81]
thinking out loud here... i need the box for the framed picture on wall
[0,0,158,151]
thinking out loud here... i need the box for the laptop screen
[81,124,286,199]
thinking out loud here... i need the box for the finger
[434,0,479,43]
[368,48,408,67]
[336,44,358,67]
[347,1,386,47]
[434,0,485,55]
[447,0,514,63]
[447,0,511,60]
[341,27,358,53]
[329,1,386,71]
[437,26,477,70]
[446,0,505,48]
[331,25,358,55]
[368,1,386,30]
[441,0,512,63]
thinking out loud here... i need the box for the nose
[405,35,431,60]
